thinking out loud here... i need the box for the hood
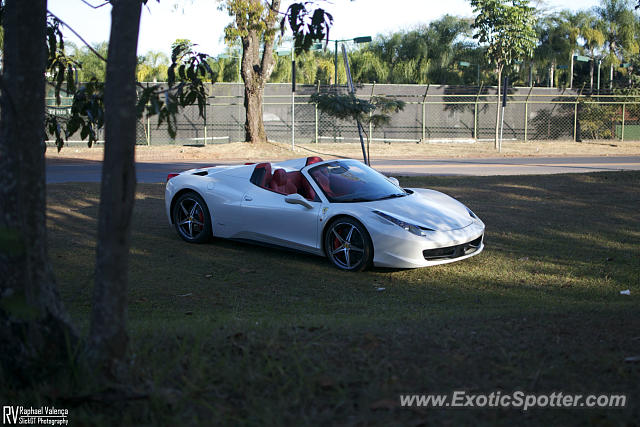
[369,188,474,231]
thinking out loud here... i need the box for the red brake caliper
[333,227,341,251]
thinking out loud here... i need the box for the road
[45,156,640,183]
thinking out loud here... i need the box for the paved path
[371,156,640,176]
[46,156,640,183]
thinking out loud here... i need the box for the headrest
[255,162,271,173]
[253,163,272,187]
[272,169,287,186]
[305,156,323,166]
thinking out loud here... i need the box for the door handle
[243,195,253,201]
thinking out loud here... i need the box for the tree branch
[80,0,111,9]
[47,11,108,63]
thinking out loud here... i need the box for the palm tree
[137,50,169,82]
[594,0,639,88]
[579,12,606,90]
[559,11,585,88]
[534,14,571,87]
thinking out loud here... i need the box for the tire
[172,192,212,243]
[324,217,373,272]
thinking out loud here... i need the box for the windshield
[308,160,406,203]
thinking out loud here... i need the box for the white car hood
[369,188,474,231]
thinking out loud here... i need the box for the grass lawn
[13,172,640,424]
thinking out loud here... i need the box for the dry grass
[45,138,640,163]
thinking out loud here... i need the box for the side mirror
[387,176,400,186]
[285,193,313,209]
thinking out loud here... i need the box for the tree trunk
[240,0,280,143]
[569,52,574,89]
[244,84,266,142]
[609,64,613,89]
[88,0,142,372]
[0,0,77,381]
[494,66,502,150]
[589,60,594,92]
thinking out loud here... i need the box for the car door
[239,185,321,253]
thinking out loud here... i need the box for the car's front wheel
[172,192,212,243]
[324,218,373,271]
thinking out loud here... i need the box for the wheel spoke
[344,248,351,267]
[192,219,204,226]
[332,245,344,255]
[189,203,199,217]
[179,219,190,226]
[350,245,363,252]
[188,220,193,237]
[346,225,355,243]
[332,229,345,244]
[180,202,189,216]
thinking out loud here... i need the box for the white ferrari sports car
[165,156,484,271]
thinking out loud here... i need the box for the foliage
[46,78,105,150]
[66,42,109,81]
[137,40,213,138]
[470,0,537,72]
[137,50,169,82]
[594,0,639,68]
[309,93,405,128]
[578,100,619,139]
[280,2,333,54]
[45,35,213,150]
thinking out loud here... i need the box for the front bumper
[369,219,485,268]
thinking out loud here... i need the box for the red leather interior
[301,177,316,201]
[254,163,272,188]
[269,169,288,193]
[310,168,333,196]
[287,171,316,200]
[305,156,323,166]
[254,163,317,200]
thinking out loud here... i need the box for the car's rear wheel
[324,218,373,271]
[172,192,212,243]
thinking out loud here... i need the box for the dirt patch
[45,139,640,162]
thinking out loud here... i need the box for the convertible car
[165,156,485,271]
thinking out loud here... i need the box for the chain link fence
[45,83,640,146]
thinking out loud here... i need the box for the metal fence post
[573,84,585,142]
[620,89,631,141]
[573,102,578,142]
[524,86,533,142]
[146,115,151,145]
[621,103,626,141]
[204,101,208,146]
[315,81,319,143]
[473,83,482,140]
[421,84,429,142]
[146,82,151,145]
[369,82,375,144]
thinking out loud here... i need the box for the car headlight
[467,208,478,220]
[373,210,429,236]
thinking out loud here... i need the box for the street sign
[502,76,508,107]
[557,65,569,70]
[353,36,372,43]
[574,55,590,62]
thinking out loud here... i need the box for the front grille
[423,235,483,261]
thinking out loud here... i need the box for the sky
[47,0,603,58]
